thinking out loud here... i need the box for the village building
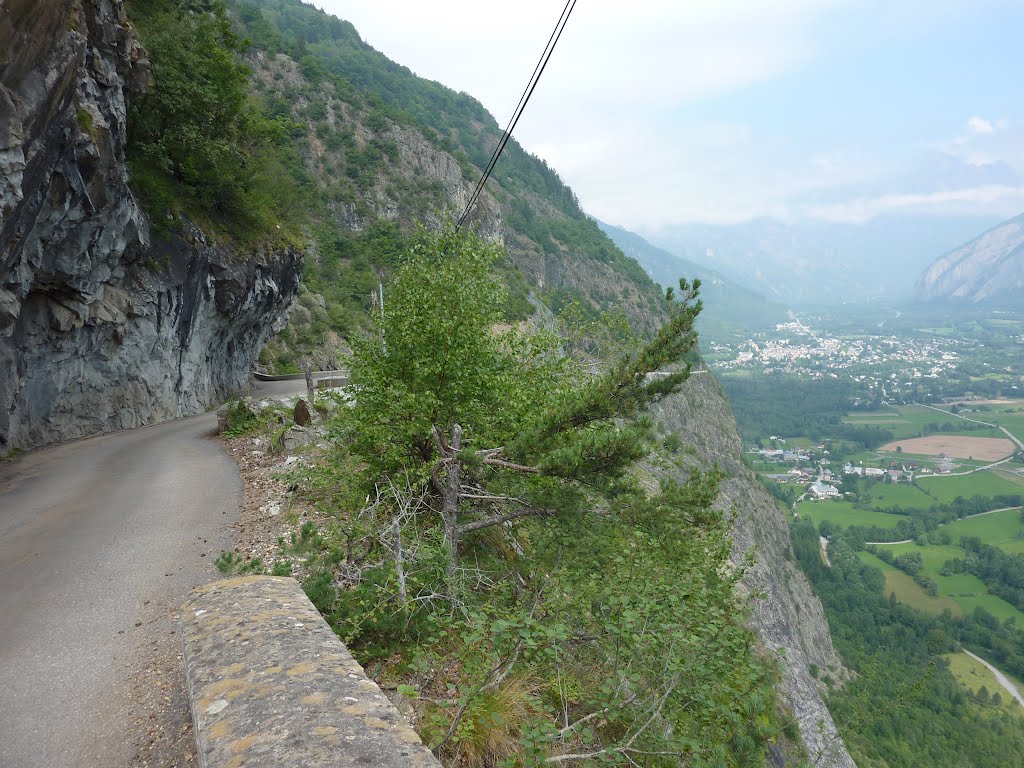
[809,480,840,499]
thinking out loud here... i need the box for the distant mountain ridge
[916,213,1024,304]
[597,221,787,339]
[644,215,999,306]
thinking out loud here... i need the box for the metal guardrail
[252,370,348,382]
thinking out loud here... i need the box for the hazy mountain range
[596,221,788,340]
[640,214,1000,307]
[916,213,1024,304]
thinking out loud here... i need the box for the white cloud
[807,185,1024,223]
[313,0,843,120]
[968,116,995,134]
[307,1,1023,227]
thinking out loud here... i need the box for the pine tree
[348,225,703,579]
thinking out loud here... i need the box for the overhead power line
[454,0,578,234]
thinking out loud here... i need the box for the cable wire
[454,0,578,235]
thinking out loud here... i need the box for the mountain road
[0,378,308,767]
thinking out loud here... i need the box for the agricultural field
[875,540,1024,625]
[879,435,1016,461]
[857,551,962,615]
[842,410,909,425]
[946,399,1024,438]
[917,471,1024,503]
[898,404,1009,435]
[847,404,1010,439]
[867,482,934,509]
[797,501,905,529]
[993,467,1024,489]
[943,652,1024,714]
[944,507,1024,555]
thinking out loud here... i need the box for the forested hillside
[792,521,1024,767]
[127,0,667,373]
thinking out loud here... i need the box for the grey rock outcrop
[916,213,1024,304]
[653,371,855,768]
[0,0,301,450]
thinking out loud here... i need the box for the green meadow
[858,551,962,615]
[945,507,1024,555]
[917,471,1023,503]
[868,482,934,509]
[874,540,1024,625]
[798,501,905,529]
[944,652,1024,714]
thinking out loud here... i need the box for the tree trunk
[435,424,463,582]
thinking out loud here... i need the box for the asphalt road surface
[0,409,242,767]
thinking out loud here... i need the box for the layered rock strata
[0,0,300,450]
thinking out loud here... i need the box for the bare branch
[455,507,546,536]
[475,446,505,459]
[545,749,609,763]
[556,686,639,737]
[482,456,542,474]
[458,491,530,503]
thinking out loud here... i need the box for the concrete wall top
[181,576,440,768]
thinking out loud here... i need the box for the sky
[311,0,1024,230]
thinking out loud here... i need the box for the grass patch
[993,469,1024,490]
[857,551,962,616]
[784,436,815,448]
[868,482,935,509]
[797,501,905,529]
[954,594,1024,624]
[944,652,1023,714]
[879,541,964,575]
[843,416,910,425]
[945,507,1024,555]
[875,540,1024,625]
[879,405,1007,440]
[917,471,1024,503]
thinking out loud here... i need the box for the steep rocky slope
[916,212,1024,303]
[654,372,855,768]
[0,0,300,450]
[225,0,665,372]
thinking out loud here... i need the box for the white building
[809,480,840,499]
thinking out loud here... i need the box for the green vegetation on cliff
[126,0,668,371]
[126,0,310,243]
[130,2,812,762]
[284,231,790,765]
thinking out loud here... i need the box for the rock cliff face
[916,213,1024,303]
[0,0,301,450]
[653,371,855,768]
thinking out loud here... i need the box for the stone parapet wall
[181,576,439,768]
